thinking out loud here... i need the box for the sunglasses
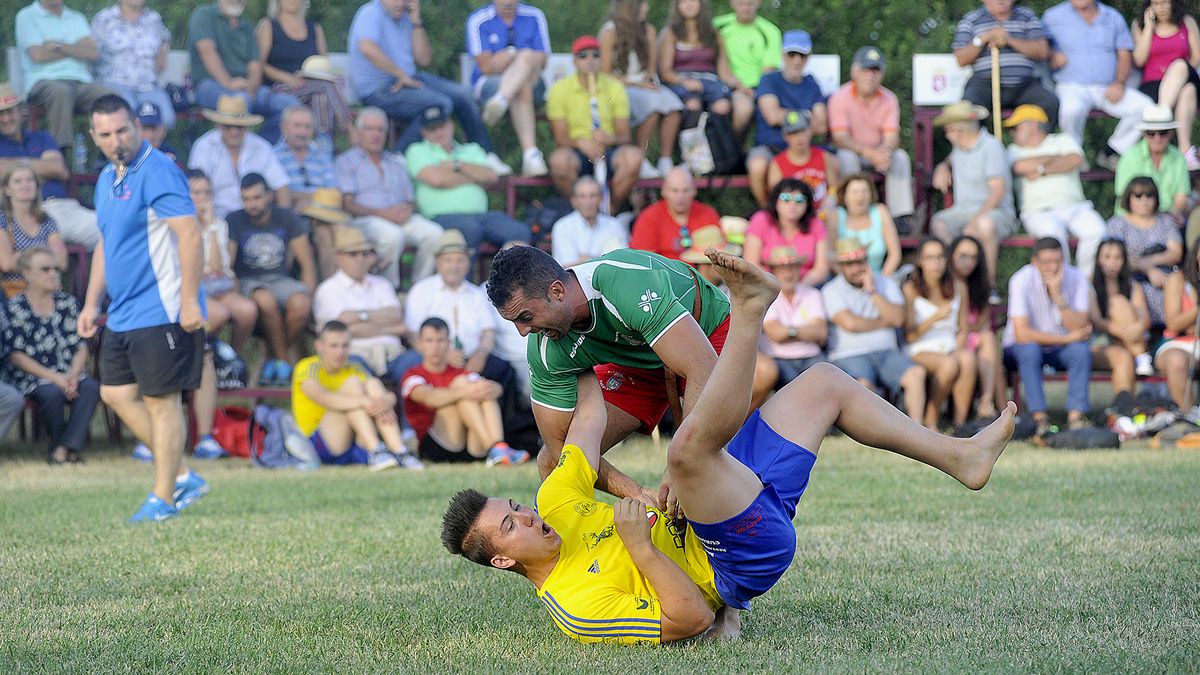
[575,50,600,59]
[1130,191,1157,199]
[778,192,807,203]
[1144,129,1173,137]
[679,225,692,249]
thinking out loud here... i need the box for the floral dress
[1,292,83,395]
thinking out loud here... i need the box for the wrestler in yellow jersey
[534,445,722,644]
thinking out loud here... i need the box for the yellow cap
[1002,104,1049,128]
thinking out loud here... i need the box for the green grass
[2,435,1198,672]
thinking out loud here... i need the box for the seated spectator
[227,173,316,386]
[91,0,176,130]
[1106,176,1183,326]
[747,30,827,207]
[599,0,684,179]
[744,178,829,285]
[292,320,424,470]
[0,84,98,250]
[823,238,926,420]
[273,105,334,213]
[189,95,293,218]
[467,0,550,177]
[1043,0,1153,171]
[1158,236,1200,408]
[255,0,353,139]
[402,317,529,465]
[949,234,1005,418]
[952,0,1059,128]
[657,0,735,120]
[405,106,530,255]
[1090,238,1153,397]
[135,103,176,162]
[1115,105,1190,221]
[1132,0,1200,168]
[1003,237,1092,433]
[550,176,629,267]
[629,167,721,260]
[16,0,117,149]
[348,0,509,173]
[546,35,645,215]
[765,110,838,221]
[188,0,300,142]
[1004,104,1105,278]
[187,170,257,352]
[751,244,827,409]
[828,47,915,232]
[713,0,781,138]
[1,247,99,463]
[903,238,976,429]
[931,102,1016,290]
[835,173,902,276]
[300,187,351,281]
[0,162,67,298]
[0,303,25,443]
[337,107,443,286]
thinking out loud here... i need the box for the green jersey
[713,14,782,88]
[528,249,731,412]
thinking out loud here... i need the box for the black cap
[853,46,885,69]
[420,106,451,128]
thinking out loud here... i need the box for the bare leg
[252,289,288,361]
[899,365,927,423]
[1155,349,1191,409]
[747,154,771,208]
[751,352,779,410]
[950,349,978,426]
[142,392,186,503]
[222,293,258,352]
[659,111,680,164]
[311,223,337,281]
[1177,82,1197,152]
[608,146,643,212]
[635,114,659,154]
[195,353,217,437]
[548,148,580,200]
[283,293,312,364]
[914,352,956,428]
[975,331,1000,417]
[509,82,538,152]
[364,378,404,452]
[456,399,503,456]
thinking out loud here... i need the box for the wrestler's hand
[612,497,653,549]
[635,486,659,509]
[657,470,684,521]
[180,299,205,333]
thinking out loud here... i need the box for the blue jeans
[194,79,300,143]
[0,381,24,442]
[362,71,493,153]
[433,212,531,250]
[1003,341,1091,414]
[104,84,177,129]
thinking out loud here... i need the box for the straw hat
[834,238,868,262]
[433,229,473,257]
[301,188,351,224]
[719,216,749,245]
[1139,104,1179,131]
[932,101,989,127]
[0,83,21,112]
[680,225,741,264]
[766,244,806,268]
[201,95,264,126]
[333,226,374,253]
[300,55,340,82]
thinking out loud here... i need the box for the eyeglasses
[298,165,313,188]
[953,252,979,261]
[679,225,692,249]
[576,50,600,59]
[1145,129,1173,137]
[921,253,947,261]
[1131,191,1157,199]
[341,250,375,257]
[778,192,806,203]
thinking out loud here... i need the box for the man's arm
[1011,315,1087,345]
[289,234,317,291]
[358,38,420,87]
[533,403,648,499]
[973,176,1007,221]
[829,309,889,333]
[1011,152,1082,178]
[60,36,99,62]
[408,0,431,68]
[194,39,240,90]
[165,215,204,331]
[651,316,718,421]
[301,377,369,410]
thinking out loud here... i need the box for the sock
[523,147,541,159]
[176,471,190,483]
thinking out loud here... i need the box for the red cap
[572,35,601,54]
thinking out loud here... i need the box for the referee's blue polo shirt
[95,140,202,332]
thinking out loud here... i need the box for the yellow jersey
[545,73,630,141]
[534,445,721,644]
[291,355,371,436]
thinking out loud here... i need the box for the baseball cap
[1002,104,1049,128]
[136,102,163,127]
[782,30,813,55]
[420,106,451,128]
[572,35,601,55]
[853,46,885,69]
[782,109,811,134]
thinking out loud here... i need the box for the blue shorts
[687,409,817,610]
[309,431,370,465]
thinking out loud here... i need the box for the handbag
[679,113,716,176]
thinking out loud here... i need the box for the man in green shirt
[488,245,732,505]
[1113,106,1189,221]
[713,0,782,138]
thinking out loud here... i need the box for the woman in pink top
[743,178,830,285]
[1133,0,1200,166]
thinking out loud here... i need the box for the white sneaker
[485,152,513,176]
[638,158,661,179]
[656,157,674,176]
[1135,352,1155,377]
[1187,146,1200,172]
[368,450,399,472]
[522,149,549,177]
[395,451,426,471]
[482,95,508,126]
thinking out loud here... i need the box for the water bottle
[72,132,87,174]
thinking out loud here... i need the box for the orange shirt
[629,200,721,260]
[827,82,899,148]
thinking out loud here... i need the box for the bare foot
[704,247,780,315]
[697,605,742,642]
[959,401,1016,490]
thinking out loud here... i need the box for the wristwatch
[358,311,369,323]
[972,35,984,48]
[787,327,798,339]
[453,159,463,172]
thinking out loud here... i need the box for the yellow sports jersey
[545,73,630,141]
[291,355,370,436]
[534,445,721,644]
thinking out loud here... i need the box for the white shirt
[313,269,403,351]
[188,130,290,218]
[1007,133,1087,214]
[550,210,629,266]
[404,275,497,355]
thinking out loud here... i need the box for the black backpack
[681,110,744,176]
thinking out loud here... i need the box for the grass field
[2,433,1198,673]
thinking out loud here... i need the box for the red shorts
[593,315,731,435]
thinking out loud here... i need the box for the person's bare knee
[685,98,702,111]
[252,289,277,313]
[901,365,927,390]
[285,292,311,319]
[711,99,731,116]
[338,377,366,396]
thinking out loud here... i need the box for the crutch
[991,45,1002,137]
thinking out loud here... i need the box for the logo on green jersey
[638,289,660,313]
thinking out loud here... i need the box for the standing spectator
[188,95,293,218]
[1106,176,1183,326]
[930,102,1016,291]
[16,0,118,149]
[300,187,351,281]
[1043,0,1154,171]
[751,244,827,409]
[188,0,300,143]
[0,303,25,443]
[822,238,927,421]
[1003,237,1092,433]
[135,103,176,161]
[0,84,99,250]
[255,0,353,139]
[1132,0,1200,167]
[349,0,508,172]
[950,234,1005,419]
[91,0,175,130]
[1090,238,1154,396]
[550,176,629,267]
[1115,105,1190,219]
[466,0,550,177]
[744,178,829,285]
[337,107,444,286]
[747,30,827,208]
[657,0,735,119]
[227,173,316,386]
[0,162,67,298]
[1004,104,1106,278]
[273,105,334,213]
[187,169,257,353]
[3,247,99,463]
[547,35,645,215]
[952,0,1058,128]
[1157,237,1200,408]
[629,167,721,260]
[713,0,781,137]
[599,0,684,179]
[835,173,902,276]
[827,47,914,231]
[765,110,838,220]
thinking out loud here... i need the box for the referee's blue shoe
[173,471,211,510]
[129,493,178,523]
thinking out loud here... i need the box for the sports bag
[249,405,320,469]
[210,406,258,458]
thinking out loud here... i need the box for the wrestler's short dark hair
[90,94,133,121]
[441,488,496,567]
[240,172,269,192]
[420,317,449,335]
[486,245,568,309]
[1033,237,1063,255]
[318,320,349,337]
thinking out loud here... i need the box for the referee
[78,95,209,522]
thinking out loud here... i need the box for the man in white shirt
[188,95,292,218]
[550,176,629,266]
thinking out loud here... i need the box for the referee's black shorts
[100,324,204,396]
